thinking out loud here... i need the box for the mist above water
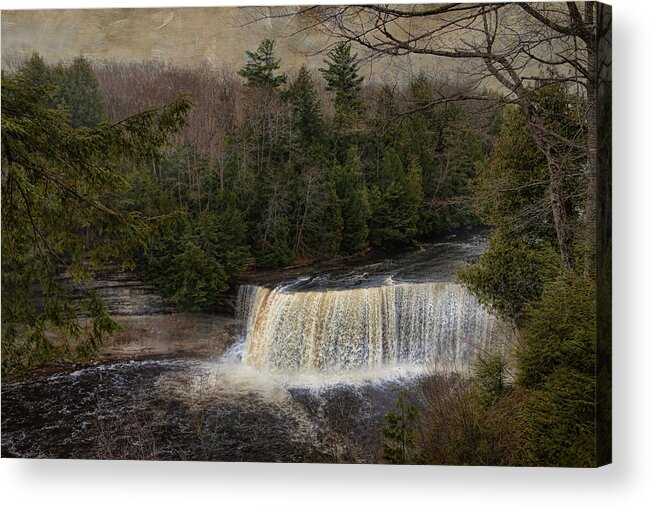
[2,228,506,460]
[231,229,502,380]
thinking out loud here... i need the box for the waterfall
[236,281,501,374]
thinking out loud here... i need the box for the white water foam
[231,280,504,384]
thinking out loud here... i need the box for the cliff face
[55,269,239,316]
[56,271,239,360]
[99,313,238,361]
[71,270,175,316]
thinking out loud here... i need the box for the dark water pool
[2,229,489,462]
[1,357,415,462]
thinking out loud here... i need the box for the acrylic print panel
[0,2,611,467]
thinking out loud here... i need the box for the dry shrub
[414,369,526,466]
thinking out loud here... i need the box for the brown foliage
[414,373,527,466]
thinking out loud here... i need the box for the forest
[1,3,610,468]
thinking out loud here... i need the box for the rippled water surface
[2,356,422,461]
[2,229,493,461]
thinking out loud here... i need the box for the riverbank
[4,226,489,382]
[100,313,238,361]
[2,313,239,383]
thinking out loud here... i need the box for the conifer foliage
[52,56,106,128]
[319,41,364,113]
[238,38,287,89]
[2,45,485,374]
[1,56,190,376]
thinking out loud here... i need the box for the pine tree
[457,85,594,466]
[17,53,53,90]
[169,232,229,311]
[52,56,106,128]
[334,147,371,253]
[138,188,251,312]
[517,273,597,466]
[378,146,404,186]
[287,65,323,146]
[256,213,293,268]
[319,41,364,113]
[382,391,420,464]
[319,42,365,158]
[368,149,422,246]
[238,39,287,89]
[368,84,400,178]
[250,157,296,268]
[402,155,424,231]
[313,175,343,257]
[1,69,190,376]
[290,150,343,259]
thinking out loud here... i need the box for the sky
[1,5,459,84]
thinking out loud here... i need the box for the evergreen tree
[206,191,251,275]
[469,86,585,242]
[138,188,251,312]
[250,157,296,269]
[368,84,400,179]
[458,229,560,321]
[238,39,287,89]
[294,168,343,258]
[517,273,597,466]
[457,97,582,321]
[368,183,410,247]
[470,106,551,238]
[256,212,293,268]
[368,149,423,247]
[1,69,190,376]
[17,53,53,91]
[319,42,365,158]
[52,56,106,128]
[287,65,323,146]
[458,85,595,466]
[398,75,482,233]
[169,231,229,311]
[334,147,371,253]
[378,146,403,186]
[382,391,420,464]
[402,156,424,231]
[319,41,364,113]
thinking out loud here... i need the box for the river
[1,228,506,462]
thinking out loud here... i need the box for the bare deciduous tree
[274,2,605,270]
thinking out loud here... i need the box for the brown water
[2,228,499,461]
[1,357,413,461]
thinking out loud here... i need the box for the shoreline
[2,313,239,384]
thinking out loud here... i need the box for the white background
[0,0,649,505]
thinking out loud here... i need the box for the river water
[2,228,503,462]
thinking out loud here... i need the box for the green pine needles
[382,391,420,464]
[238,38,287,89]
[319,41,364,113]
[1,56,191,376]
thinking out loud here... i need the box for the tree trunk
[583,1,598,274]
[522,98,576,270]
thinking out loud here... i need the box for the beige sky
[1,6,461,84]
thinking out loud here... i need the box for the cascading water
[236,280,501,375]
[2,229,506,460]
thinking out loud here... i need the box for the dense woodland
[2,2,606,468]
[3,45,491,323]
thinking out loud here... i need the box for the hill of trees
[2,44,495,374]
[2,28,605,468]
